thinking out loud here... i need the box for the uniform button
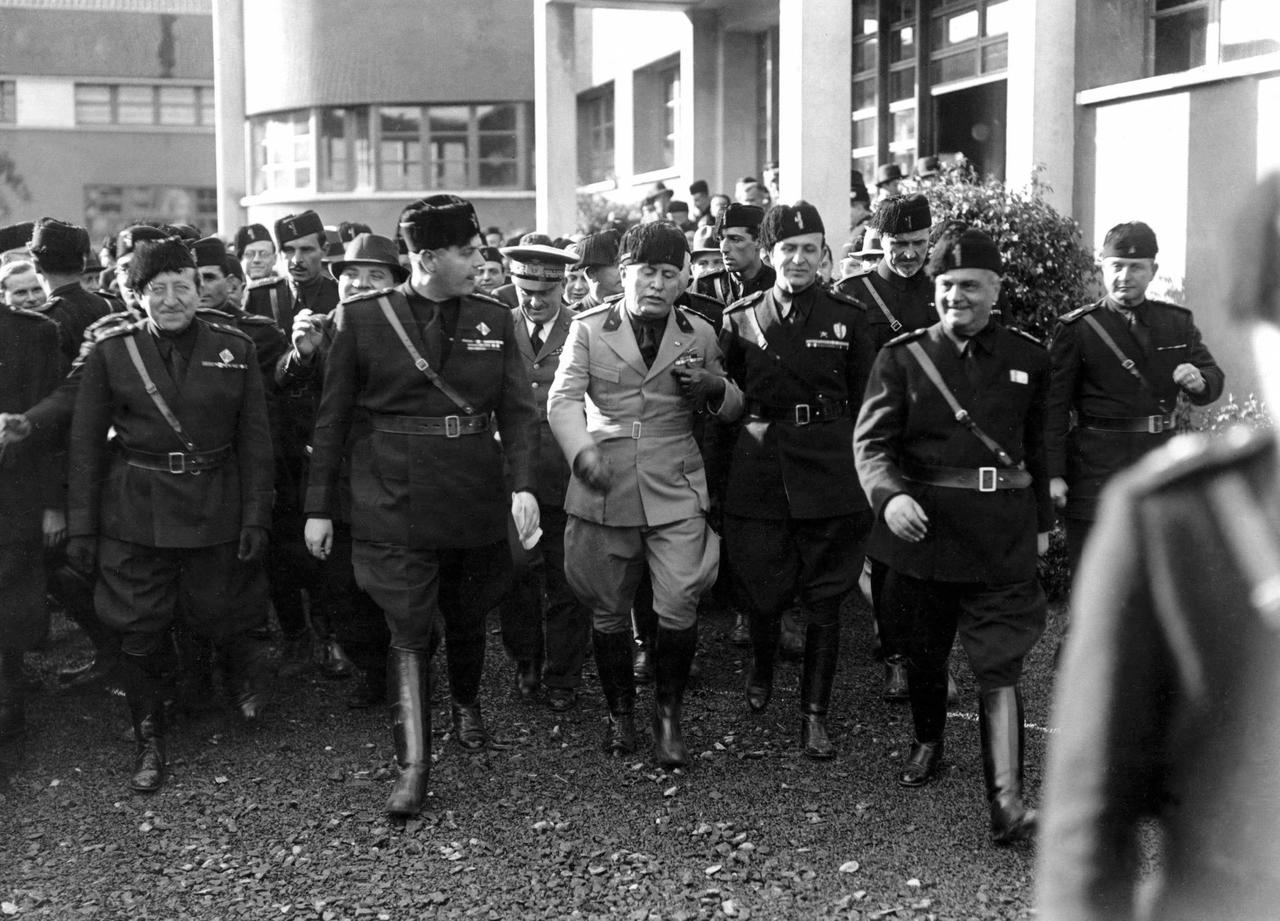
[533,362,540,369]
[531,382,540,389]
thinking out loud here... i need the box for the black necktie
[1123,308,1151,356]
[530,321,545,354]
[158,340,187,387]
[637,322,660,368]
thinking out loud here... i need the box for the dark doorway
[933,79,1006,181]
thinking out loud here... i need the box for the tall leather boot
[979,685,1036,845]
[51,565,120,691]
[120,651,166,793]
[652,624,697,769]
[745,606,778,712]
[592,629,636,754]
[385,646,431,817]
[799,619,839,760]
[221,633,270,721]
[0,649,26,741]
[898,663,947,787]
[447,625,488,752]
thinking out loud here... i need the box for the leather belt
[902,463,1031,493]
[596,420,690,440]
[1079,412,1175,434]
[371,413,490,438]
[746,398,850,425]
[120,444,232,475]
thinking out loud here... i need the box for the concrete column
[535,1,579,233]
[777,0,852,237]
[212,0,247,233]
[684,9,721,193]
[1006,0,1076,213]
[719,30,759,195]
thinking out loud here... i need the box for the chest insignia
[805,339,849,350]
[476,321,491,337]
[1010,369,1028,384]
[833,323,847,339]
[219,348,234,363]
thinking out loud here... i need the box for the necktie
[159,340,187,387]
[530,321,545,354]
[637,322,660,368]
[1123,308,1151,356]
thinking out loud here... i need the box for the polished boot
[980,685,1036,845]
[385,647,431,817]
[778,608,805,661]
[745,607,778,713]
[652,625,696,769]
[631,640,654,685]
[222,634,269,721]
[120,652,166,793]
[319,637,356,679]
[0,648,26,741]
[882,655,909,701]
[898,663,948,787]
[450,702,488,751]
[728,611,750,647]
[592,629,637,755]
[799,620,839,760]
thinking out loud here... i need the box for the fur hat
[871,194,932,235]
[759,201,825,251]
[126,237,196,291]
[926,225,1003,278]
[399,195,482,253]
[617,222,688,269]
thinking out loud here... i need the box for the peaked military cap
[618,221,688,269]
[871,194,932,235]
[759,200,825,251]
[274,210,326,247]
[1102,221,1158,259]
[234,223,273,255]
[399,194,482,253]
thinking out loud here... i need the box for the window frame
[1148,0,1280,75]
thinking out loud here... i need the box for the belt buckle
[168,452,186,474]
[978,467,997,493]
[794,403,811,426]
[631,421,642,439]
[1148,414,1165,434]
[444,415,461,438]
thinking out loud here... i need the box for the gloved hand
[238,525,269,563]
[671,366,727,405]
[66,535,97,575]
[573,445,613,494]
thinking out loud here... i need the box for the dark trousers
[500,505,591,689]
[1,539,47,650]
[1063,516,1094,584]
[319,523,390,675]
[352,539,511,704]
[725,513,871,626]
[880,570,1046,691]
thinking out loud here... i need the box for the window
[249,103,530,196]
[851,0,879,186]
[1152,0,1280,76]
[82,184,217,244]
[852,1,919,183]
[929,1,1010,86]
[74,83,215,127]
[577,85,614,185]
[633,56,680,174]
[0,82,14,124]
[660,65,680,170]
[756,29,780,179]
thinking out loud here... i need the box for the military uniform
[693,262,776,309]
[1039,430,1280,919]
[835,261,935,354]
[43,282,112,360]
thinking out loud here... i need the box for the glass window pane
[76,85,112,124]
[198,87,215,126]
[158,86,196,125]
[479,161,517,187]
[319,108,349,192]
[1154,8,1207,75]
[1220,0,1280,62]
[853,117,875,148]
[855,0,878,36]
[985,1,1010,37]
[889,67,916,102]
[476,103,516,131]
[891,26,915,63]
[889,0,915,24]
[932,51,977,84]
[427,106,469,134]
[935,9,979,48]
[1155,0,1198,9]
[855,38,877,72]
[117,86,154,125]
[853,76,876,111]
[479,134,516,160]
[982,39,1008,73]
[892,108,916,147]
[0,82,14,123]
[852,154,876,183]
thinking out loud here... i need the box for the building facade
[212,0,538,240]
[535,0,1280,395]
[0,0,217,243]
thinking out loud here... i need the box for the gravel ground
[1,595,1063,920]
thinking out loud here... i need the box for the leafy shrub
[922,166,1100,339]
[1182,392,1273,434]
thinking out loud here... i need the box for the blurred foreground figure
[1037,173,1280,919]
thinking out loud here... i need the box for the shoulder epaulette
[884,327,929,348]
[1057,302,1101,324]
[236,312,278,326]
[340,287,395,305]
[575,301,612,319]
[197,316,253,344]
[825,285,867,310]
[247,275,283,290]
[8,306,57,324]
[468,290,506,308]
[1144,298,1193,316]
[723,289,766,314]
[1008,327,1044,347]
[1127,427,1271,494]
[676,304,714,330]
[89,315,143,342]
[196,307,237,322]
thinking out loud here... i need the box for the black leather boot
[446,623,488,751]
[745,606,778,713]
[652,625,696,769]
[980,685,1036,845]
[385,647,431,817]
[592,629,637,755]
[120,652,166,793]
[882,655,909,701]
[799,620,839,760]
[221,633,269,721]
[450,701,488,751]
[898,662,947,787]
[0,648,26,741]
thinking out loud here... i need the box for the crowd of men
[0,160,1225,852]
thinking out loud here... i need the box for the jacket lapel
[644,309,687,382]
[390,285,440,371]
[600,305,648,377]
[538,308,572,362]
[514,309,536,362]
